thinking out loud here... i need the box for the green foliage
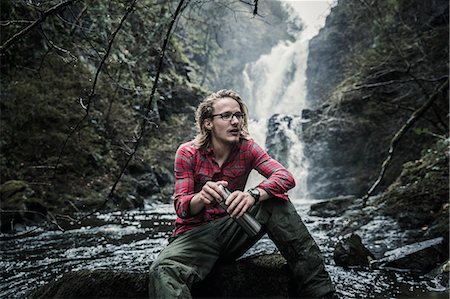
[0,0,205,213]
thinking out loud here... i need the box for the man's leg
[254,199,335,298]
[149,219,224,299]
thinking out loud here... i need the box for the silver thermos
[218,185,262,237]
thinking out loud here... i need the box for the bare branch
[253,0,259,16]
[69,5,87,35]
[363,79,449,202]
[0,20,34,26]
[39,26,78,62]
[0,209,65,232]
[0,0,79,54]
[346,75,449,92]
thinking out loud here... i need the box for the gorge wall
[304,0,449,198]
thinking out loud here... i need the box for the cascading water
[242,1,333,199]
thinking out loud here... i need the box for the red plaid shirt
[172,138,295,237]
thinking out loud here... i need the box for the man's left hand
[225,190,256,218]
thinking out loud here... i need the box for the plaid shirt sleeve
[250,140,296,201]
[173,143,196,219]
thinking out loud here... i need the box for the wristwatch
[247,187,260,204]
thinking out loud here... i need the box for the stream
[0,198,447,299]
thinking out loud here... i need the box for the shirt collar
[200,138,243,157]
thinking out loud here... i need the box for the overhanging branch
[363,79,449,202]
[0,0,78,54]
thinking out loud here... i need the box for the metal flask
[218,185,262,238]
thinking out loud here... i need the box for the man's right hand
[189,180,228,215]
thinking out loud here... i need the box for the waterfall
[242,1,333,199]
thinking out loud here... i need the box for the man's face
[206,97,243,147]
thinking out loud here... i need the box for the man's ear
[204,119,213,130]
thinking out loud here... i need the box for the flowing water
[0,199,447,298]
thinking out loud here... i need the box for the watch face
[250,188,260,199]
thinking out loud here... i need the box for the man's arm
[250,141,296,201]
[173,144,229,217]
[221,140,295,218]
[189,180,229,215]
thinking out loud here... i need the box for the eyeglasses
[211,112,245,121]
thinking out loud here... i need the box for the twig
[0,0,78,54]
[69,5,87,35]
[0,209,65,232]
[347,75,448,92]
[39,25,78,62]
[253,0,258,16]
[0,20,34,26]
[362,79,449,203]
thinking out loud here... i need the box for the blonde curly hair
[194,89,250,149]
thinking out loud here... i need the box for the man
[149,89,335,298]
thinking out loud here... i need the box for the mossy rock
[30,254,290,299]
[0,180,47,232]
[378,139,449,245]
[0,180,31,201]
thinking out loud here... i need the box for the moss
[378,139,449,238]
[0,180,29,200]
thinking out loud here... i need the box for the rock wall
[304,0,449,198]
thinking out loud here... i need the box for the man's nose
[230,115,240,124]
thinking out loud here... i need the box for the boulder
[0,180,47,232]
[371,237,448,272]
[333,234,375,268]
[308,196,357,218]
[30,254,291,298]
[425,260,449,291]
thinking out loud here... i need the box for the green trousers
[149,199,335,298]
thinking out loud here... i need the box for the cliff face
[304,0,449,198]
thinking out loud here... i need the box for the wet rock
[127,161,153,176]
[378,139,449,247]
[425,260,450,291]
[308,195,357,218]
[333,234,375,268]
[0,180,47,232]
[30,254,290,298]
[372,237,447,272]
[134,172,160,197]
[266,114,302,168]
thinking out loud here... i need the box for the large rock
[377,139,449,246]
[372,237,447,272]
[0,180,47,232]
[308,195,357,218]
[265,114,302,169]
[30,254,291,298]
[333,234,375,268]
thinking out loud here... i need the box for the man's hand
[225,190,256,218]
[189,180,228,215]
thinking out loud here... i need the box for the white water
[244,0,334,198]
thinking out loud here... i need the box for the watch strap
[247,187,260,204]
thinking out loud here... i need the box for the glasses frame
[211,112,246,121]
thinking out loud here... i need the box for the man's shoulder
[177,140,198,154]
[239,137,259,151]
